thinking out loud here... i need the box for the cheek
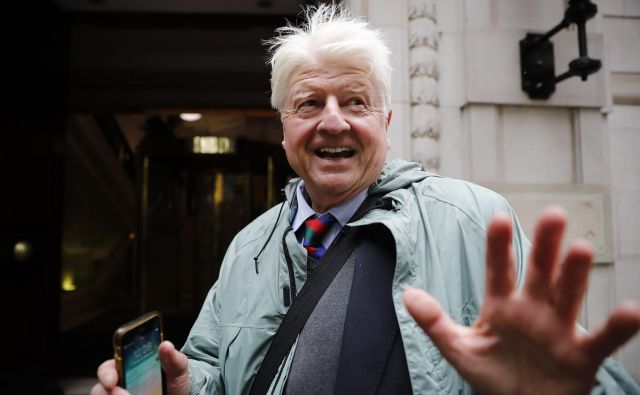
[281,125,297,151]
[283,134,301,154]
[283,124,313,153]
[366,128,389,152]
[281,134,305,166]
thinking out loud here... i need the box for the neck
[307,188,366,213]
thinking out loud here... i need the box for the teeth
[318,147,352,153]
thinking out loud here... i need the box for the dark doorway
[1,1,317,393]
[52,3,307,390]
[0,1,69,394]
[58,111,294,384]
[54,4,304,389]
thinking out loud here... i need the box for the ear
[385,110,393,129]
[282,139,287,150]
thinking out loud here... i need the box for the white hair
[265,4,392,114]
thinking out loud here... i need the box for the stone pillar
[409,0,440,171]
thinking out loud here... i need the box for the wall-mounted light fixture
[520,0,601,99]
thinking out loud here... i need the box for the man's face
[281,66,391,212]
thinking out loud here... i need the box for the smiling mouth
[315,147,356,159]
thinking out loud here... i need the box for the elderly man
[92,5,640,395]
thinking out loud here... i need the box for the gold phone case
[113,311,164,387]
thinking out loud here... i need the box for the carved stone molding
[408,0,437,20]
[409,46,439,79]
[409,18,438,49]
[410,76,439,105]
[410,104,440,139]
[409,0,440,172]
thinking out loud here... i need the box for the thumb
[403,288,463,357]
[158,341,190,395]
[403,287,441,329]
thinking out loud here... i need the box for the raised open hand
[403,207,640,395]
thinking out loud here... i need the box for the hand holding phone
[113,311,165,395]
[91,314,190,395]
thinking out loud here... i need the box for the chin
[308,177,353,196]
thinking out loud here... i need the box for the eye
[347,98,366,107]
[299,99,319,109]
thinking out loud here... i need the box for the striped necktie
[302,212,336,260]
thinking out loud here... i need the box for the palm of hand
[404,208,640,395]
[451,297,598,395]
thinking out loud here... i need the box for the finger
[97,359,118,389]
[581,301,640,362]
[90,383,107,395]
[485,212,516,298]
[524,206,566,301]
[403,288,465,365]
[159,340,189,377]
[159,341,191,395]
[553,240,593,324]
[90,383,131,395]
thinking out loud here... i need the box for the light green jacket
[182,159,639,394]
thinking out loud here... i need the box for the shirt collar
[291,180,368,233]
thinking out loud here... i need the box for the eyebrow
[289,82,372,104]
[344,83,369,93]
[290,90,315,104]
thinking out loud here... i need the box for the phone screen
[121,318,163,395]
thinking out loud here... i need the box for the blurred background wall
[347,0,640,381]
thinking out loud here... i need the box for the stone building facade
[347,0,640,381]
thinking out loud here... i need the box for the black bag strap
[249,195,391,395]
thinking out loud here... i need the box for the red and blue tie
[302,213,336,260]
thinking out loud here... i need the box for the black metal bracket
[520,0,602,99]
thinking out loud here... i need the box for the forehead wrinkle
[344,83,369,94]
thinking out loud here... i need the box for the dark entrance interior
[1,1,324,393]
[58,111,294,382]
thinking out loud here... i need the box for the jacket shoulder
[411,176,514,228]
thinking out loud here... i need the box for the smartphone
[113,311,165,395]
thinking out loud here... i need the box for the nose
[317,97,349,134]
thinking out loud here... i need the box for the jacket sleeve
[591,357,640,394]
[181,281,224,394]
[180,231,246,394]
[178,206,284,394]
